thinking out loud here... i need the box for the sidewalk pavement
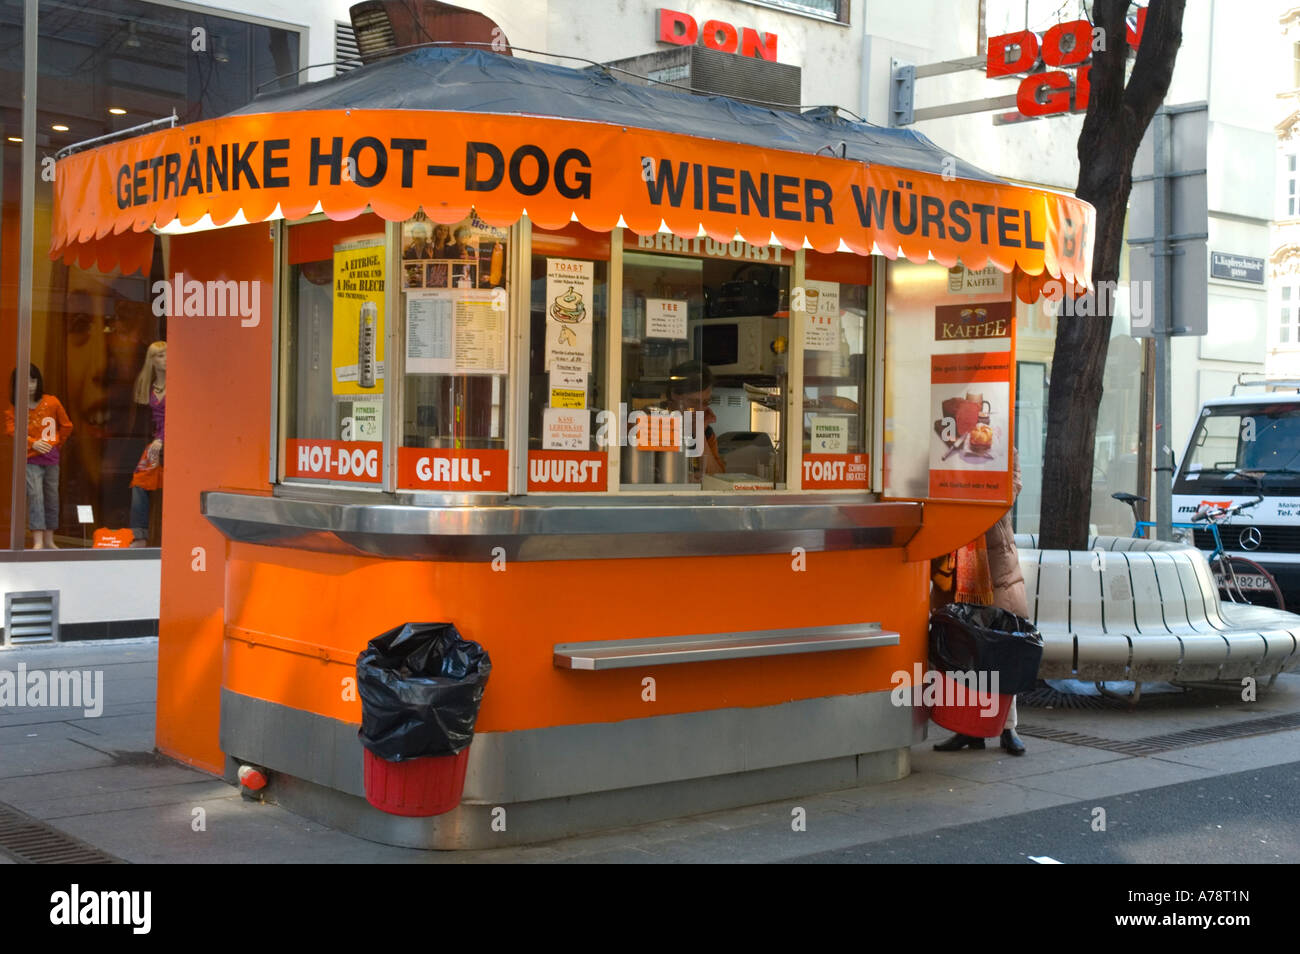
[1,638,1298,863]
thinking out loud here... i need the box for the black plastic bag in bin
[357,623,491,761]
[929,603,1043,696]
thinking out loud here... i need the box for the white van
[1173,377,1300,607]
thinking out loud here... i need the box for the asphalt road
[789,760,1300,864]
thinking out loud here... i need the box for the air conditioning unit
[602,46,802,112]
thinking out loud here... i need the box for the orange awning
[51,60,1093,302]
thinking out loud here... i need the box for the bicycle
[1112,492,1286,611]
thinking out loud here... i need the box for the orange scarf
[932,537,993,606]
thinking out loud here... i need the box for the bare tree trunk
[1038,0,1185,550]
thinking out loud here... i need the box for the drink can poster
[333,235,387,395]
[929,351,1011,501]
[545,258,594,372]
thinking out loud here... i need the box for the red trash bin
[363,746,471,817]
[928,671,1012,737]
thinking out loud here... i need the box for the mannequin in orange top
[6,364,73,549]
[129,342,166,547]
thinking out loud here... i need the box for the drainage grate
[1019,710,1300,756]
[0,803,120,863]
[1016,687,1122,711]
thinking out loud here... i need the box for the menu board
[405,288,506,375]
[801,279,840,352]
[645,298,688,339]
[542,407,591,450]
[545,258,594,371]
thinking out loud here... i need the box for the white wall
[0,558,159,628]
[188,0,869,111]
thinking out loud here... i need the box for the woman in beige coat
[931,450,1029,755]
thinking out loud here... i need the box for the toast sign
[986,9,1144,117]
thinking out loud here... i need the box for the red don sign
[987,10,1145,117]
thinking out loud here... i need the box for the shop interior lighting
[7,136,21,143]
[51,124,69,132]
[108,107,127,116]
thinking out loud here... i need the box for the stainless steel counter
[201,487,923,561]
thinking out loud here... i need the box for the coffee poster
[929,351,1011,501]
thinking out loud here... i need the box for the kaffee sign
[987,8,1145,117]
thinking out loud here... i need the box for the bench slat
[1074,633,1130,680]
[1069,556,1106,634]
[1175,633,1231,682]
[1127,553,1170,633]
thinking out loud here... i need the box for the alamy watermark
[890,664,1001,717]
[0,664,104,718]
[1040,278,1151,328]
[151,274,260,327]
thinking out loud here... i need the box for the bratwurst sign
[52,109,1092,290]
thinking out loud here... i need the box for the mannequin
[129,342,166,547]
[6,364,73,549]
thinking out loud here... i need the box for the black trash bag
[929,603,1044,696]
[357,623,491,761]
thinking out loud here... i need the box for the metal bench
[1014,534,1300,700]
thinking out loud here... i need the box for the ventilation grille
[335,21,363,74]
[688,46,801,111]
[4,590,59,646]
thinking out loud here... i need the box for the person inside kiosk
[664,360,725,481]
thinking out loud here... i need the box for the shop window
[799,251,874,490]
[620,234,791,490]
[282,213,388,487]
[1,0,301,548]
[397,210,510,492]
[1281,152,1298,219]
[29,264,161,544]
[884,260,1017,503]
[1281,284,1298,345]
[528,224,610,492]
[747,0,847,23]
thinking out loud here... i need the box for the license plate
[1230,573,1271,592]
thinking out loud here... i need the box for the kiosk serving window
[528,224,610,492]
[282,214,388,487]
[619,234,792,490]
[799,252,874,491]
[275,217,887,498]
[396,210,511,493]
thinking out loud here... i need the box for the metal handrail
[55,110,178,160]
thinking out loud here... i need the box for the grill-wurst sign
[51,109,1093,296]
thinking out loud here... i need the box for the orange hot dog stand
[50,47,1093,849]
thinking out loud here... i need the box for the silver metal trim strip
[554,623,899,669]
[201,489,922,560]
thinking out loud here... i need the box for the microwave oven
[690,315,787,376]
